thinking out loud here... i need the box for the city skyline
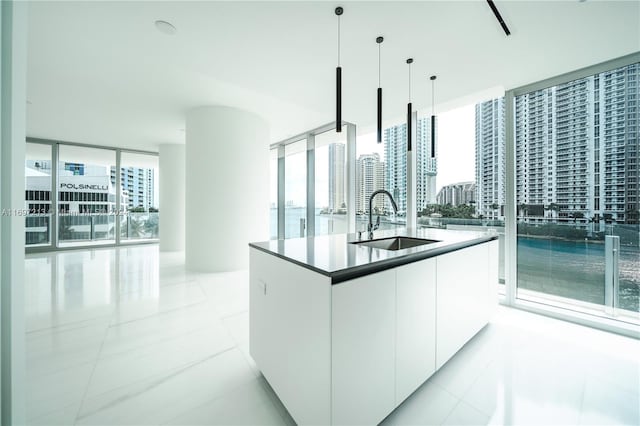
[285,116,445,213]
[476,62,639,224]
[279,106,479,209]
[24,159,159,212]
[355,106,477,194]
[385,117,437,214]
[278,59,640,227]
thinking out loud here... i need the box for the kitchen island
[249,228,499,425]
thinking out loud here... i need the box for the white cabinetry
[395,258,437,404]
[249,249,332,425]
[250,239,497,425]
[331,270,396,426]
[435,241,497,369]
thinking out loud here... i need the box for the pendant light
[406,58,413,151]
[430,75,437,158]
[335,7,343,133]
[376,36,384,143]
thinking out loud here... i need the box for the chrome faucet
[368,190,398,239]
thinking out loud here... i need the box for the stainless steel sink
[351,236,441,251]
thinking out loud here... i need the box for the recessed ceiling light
[155,20,176,35]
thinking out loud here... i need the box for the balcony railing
[416,217,638,322]
[121,212,160,240]
[516,221,639,319]
[25,212,159,247]
[57,214,116,243]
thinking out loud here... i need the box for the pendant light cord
[432,79,435,114]
[408,63,412,102]
[378,43,381,87]
[337,15,341,67]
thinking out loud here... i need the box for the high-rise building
[515,87,556,219]
[110,167,155,210]
[328,143,346,212]
[476,98,506,219]
[436,182,476,206]
[23,160,123,215]
[356,153,385,214]
[417,119,438,208]
[594,64,639,224]
[384,118,437,214]
[475,62,640,224]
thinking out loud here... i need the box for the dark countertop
[249,228,498,284]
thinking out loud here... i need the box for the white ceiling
[26,1,640,151]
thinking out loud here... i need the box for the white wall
[185,106,269,271]
[1,1,27,424]
[159,144,185,252]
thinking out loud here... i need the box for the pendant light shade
[406,58,413,152]
[335,7,343,133]
[376,36,384,143]
[430,75,437,158]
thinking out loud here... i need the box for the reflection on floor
[25,245,639,425]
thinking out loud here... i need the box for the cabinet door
[331,269,396,426]
[395,258,437,405]
[250,249,332,425]
[436,243,491,369]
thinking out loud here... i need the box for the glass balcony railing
[25,212,159,247]
[25,214,52,246]
[417,217,506,286]
[516,221,639,320]
[121,212,159,240]
[58,214,116,244]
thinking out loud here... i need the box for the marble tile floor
[25,245,639,426]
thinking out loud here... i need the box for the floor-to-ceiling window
[284,139,307,238]
[119,152,159,242]
[271,122,356,239]
[25,138,159,251]
[512,61,639,326]
[417,102,507,289]
[314,129,349,236]
[25,142,53,246]
[269,148,278,239]
[57,144,117,247]
[267,56,638,335]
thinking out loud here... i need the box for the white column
[1,1,27,424]
[185,106,269,272]
[159,144,185,252]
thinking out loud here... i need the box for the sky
[354,104,476,193]
[276,104,477,207]
[435,104,476,191]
